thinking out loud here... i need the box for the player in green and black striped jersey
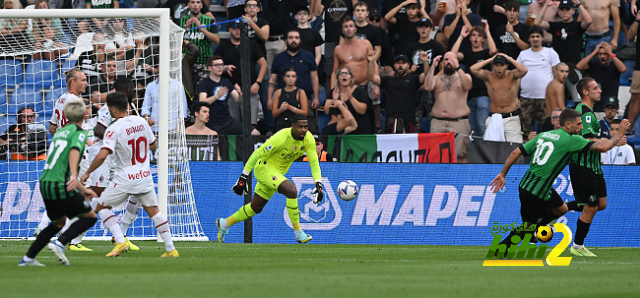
[566,78,630,257]
[20,97,99,267]
[85,0,119,9]
[180,0,220,65]
[489,108,627,254]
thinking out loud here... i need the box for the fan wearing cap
[452,24,497,138]
[599,97,621,139]
[425,52,472,163]
[576,41,626,117]
[385,0,431,55]
[368,51,429,133]
[470,52,528,143]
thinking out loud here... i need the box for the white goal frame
[0,9,203,240]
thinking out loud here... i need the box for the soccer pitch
[2,241,639,298]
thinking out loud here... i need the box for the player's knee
[598,201,607,211]
[556,204,568,216]
[251,202,265,214]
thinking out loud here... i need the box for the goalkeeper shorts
[253,163,287,200]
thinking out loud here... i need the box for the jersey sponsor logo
[184,31,206,40]
[92,0,112,5]
[127,169,151,180]
[125,125,145,135]
[586,115,592,124]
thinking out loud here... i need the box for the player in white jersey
[92,78,142,250]
[81,92,178,258]
[49,69,88,135]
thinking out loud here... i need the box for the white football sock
[98,209,126,243]
[70,231,86,245]
[119,197,141,235]
[151,213,175,252]
[37,212,50,230]
[62,217,78,233]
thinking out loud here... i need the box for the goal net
[0,9,208,241]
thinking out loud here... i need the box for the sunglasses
[339,72,351,76]
[369,17,380,22]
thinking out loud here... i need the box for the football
[337,180,359,201]
[536,225,554,243]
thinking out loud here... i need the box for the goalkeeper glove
[312,182,324,204]
[232,173,249,196]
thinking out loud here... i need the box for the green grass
[1,241,639,298]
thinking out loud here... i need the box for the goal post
[0,9,208,241]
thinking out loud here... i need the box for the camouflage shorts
[520,98,548,135]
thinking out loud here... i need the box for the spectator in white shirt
[601,119,636,165]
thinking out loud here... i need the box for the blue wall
[2,162,640,247]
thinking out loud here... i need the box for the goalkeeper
[216,114,323,244]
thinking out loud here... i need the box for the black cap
[369,8,381,18]
[558,0,574,9]
[492,55,508,65]
[313,134,321,141]
[395,54,410,64]
[417,18,433,28]
[604,97,619,108]
[294,5,310,15]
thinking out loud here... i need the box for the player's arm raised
[469,56,492,81]
[424,55,441,92]
[367,50,381,86]
[589,119,630,152]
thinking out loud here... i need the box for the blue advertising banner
[2,161,640,247]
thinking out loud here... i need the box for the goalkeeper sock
[286,198,301,231]
[152,213,175,252]
[228,203,257,226]
[26,224,62,259]
[574,218,591,246]
[57,217,97,245]
[567,201,584,212]
[120,198,141,235]
[98,209,126,244]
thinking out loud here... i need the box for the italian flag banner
[338,133,456,163]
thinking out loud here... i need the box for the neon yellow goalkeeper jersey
[244,128,321,182]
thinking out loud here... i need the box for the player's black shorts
[42,192,92,221]
[569,163,607,207]
[518,187,564,225]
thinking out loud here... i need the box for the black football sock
[57,217,98,245]
[539,210,559,226]
[574,219,591,246]
[26,224,61,259]
[567,201,584,212]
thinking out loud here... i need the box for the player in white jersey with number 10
[81,92,178,258]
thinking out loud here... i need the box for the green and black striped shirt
[180,14,218,65]
[571,103,602,174]
[40,124,88,200]
[85,0,116,9]
[519,129,593,201]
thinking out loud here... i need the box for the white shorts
[97,186,158,209]
[87,145,113,188]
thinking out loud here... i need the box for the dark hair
[505,0,520,12]
[611,119,622,125]
[106,92,129,113]
[354,1,368,10]
[469,26,486,39]
[192,101,210,114]
[207,55,224,66]
[17,105,34,124]
[113,76,134,99]
[292,114,307,124]
[286,28,300,39]
[341,16,355,26]
[576,77,595,98]
[328,106,342,117]
[284,66,297,74]
[528,26,545,39]
[559,108,581,126]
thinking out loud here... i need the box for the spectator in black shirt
[576,41,626,115]
[368,9,395,73]
[295,5,323,67]
[352,1,382,61]
[368,52,429,133]
[536,0,592,102]
[385,0,430,55]
[493,1,530,63]
[443,0,482,52]
[478,0,508,38]
[214,21,267,132]
[405,18,445,73]
[244,0,269,55]
[262,0,293,70]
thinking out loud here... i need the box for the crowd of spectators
[2,0,640,164]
